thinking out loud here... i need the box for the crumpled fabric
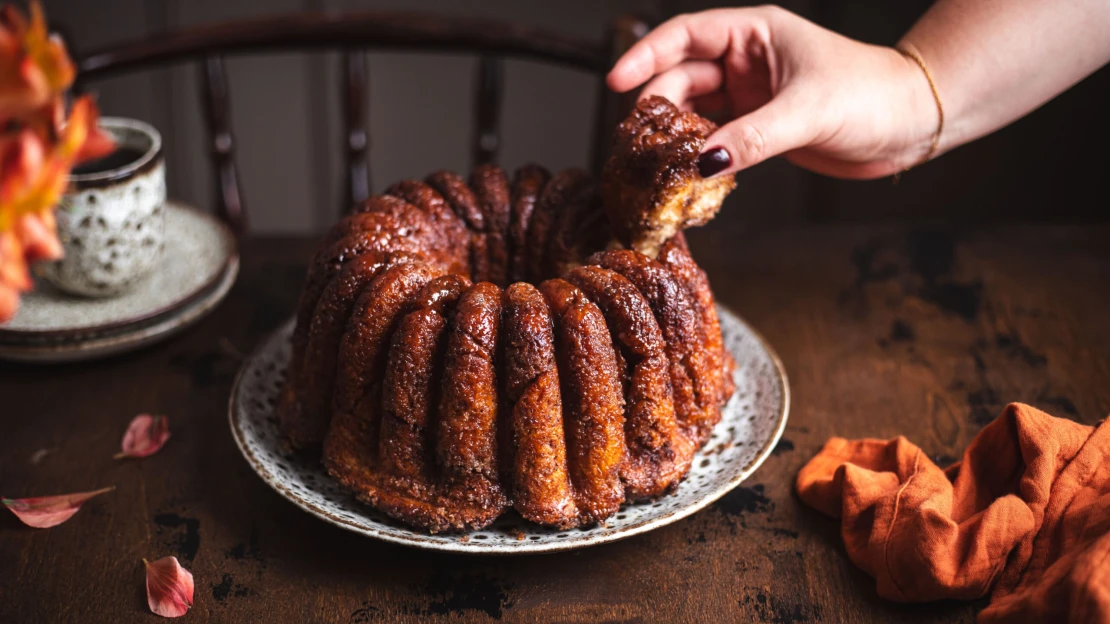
[796,403,1110,623]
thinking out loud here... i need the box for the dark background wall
[46,0,1110,234]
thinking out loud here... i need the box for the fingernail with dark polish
[697,148,731,178]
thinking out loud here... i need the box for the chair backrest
[73,11,649,236]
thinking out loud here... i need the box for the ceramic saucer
[0,202,237,363]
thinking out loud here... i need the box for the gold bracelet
[895,44,944,179]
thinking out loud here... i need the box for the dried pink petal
[144,556,194,618]
[1,486,115,528]
[115,414,171,459]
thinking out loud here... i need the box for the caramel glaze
[426,171,490,283]
[278,210,439,447]
[501,282,579,528]
[379,273,473,495]
[469,164,512,287]
[507,165,550,284]
[602,96,737,258]
[280,149,735,531]
[524,168,592,283]
[566,265,694,499]
[658,234,736,402]
[383,180,470,275]
[286,253,399,449]
[324,262,443,491]
[588,249,722,447]
[545,177,602,278]
[539,278,626,523]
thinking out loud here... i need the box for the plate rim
[0,256,239,363]
[228,306,790,555]
[0,201,237,344]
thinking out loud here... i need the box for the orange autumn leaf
[0,34,49,118]
[115,414,171,459]
[1,485,115,528]
[74,99,115,164]
[0,1,115,323]
[0,282,17,320]
[0,98,111,218]
[144,556,194,618]
[15,209,61,261]
[0,104,82,235]
[0,128,44,211]
[0,211,58,320]
[0,229,31,319]
[0,1,73,117]
[0,230,30,289]
[18,1,75,92]
[0,128,60,320]
[0,96,113,322]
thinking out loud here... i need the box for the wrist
[888,42,944,171]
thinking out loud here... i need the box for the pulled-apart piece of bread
[602,96,737,258]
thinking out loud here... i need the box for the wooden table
[2,224,1108,623]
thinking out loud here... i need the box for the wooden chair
[72,11,650,236]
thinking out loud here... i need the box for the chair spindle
[199,54,246,235]
[472,56,504,166]
[591,16,649,175]
[343,49,371,212]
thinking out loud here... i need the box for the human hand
[607,6,938,179]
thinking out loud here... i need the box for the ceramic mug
[38,117,166,297]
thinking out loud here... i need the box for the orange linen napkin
[796,402,1110,623]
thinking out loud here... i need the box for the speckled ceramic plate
[229,306,788,554]
[0,256,238,364]
[0,201,238,363]
[0,201,235,345]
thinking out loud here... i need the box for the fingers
[784,150,901,180]
[699,89,814,176]
[608,9,752,93]
[640,63,729,123]
[687,92,729,121]
[640,60,724,109]
[608,6,819,176]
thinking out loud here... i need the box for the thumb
[697,91,814,177]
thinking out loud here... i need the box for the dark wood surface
[2,223,1108,623]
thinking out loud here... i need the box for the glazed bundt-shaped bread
[277,96,737,532]
[603,95,737,258]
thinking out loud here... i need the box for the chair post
[199,54,247,236]
[472,56,504,166]
[343,49,370,212]
[591,15,649,175]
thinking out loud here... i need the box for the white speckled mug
[39,117,166,297]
